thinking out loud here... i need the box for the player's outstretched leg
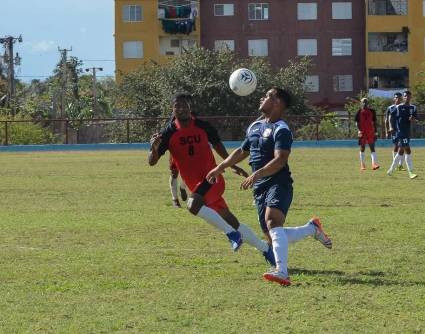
[404,150,417,179]
[283,218,332,249]
[387,153,404,176]
[188,195,243,252]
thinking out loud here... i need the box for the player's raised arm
[207,147,249,183]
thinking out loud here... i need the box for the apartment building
[114,0,200,80]
[200,1,366,109]
[367,0,425,97]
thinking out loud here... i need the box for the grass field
[1,148,425,333]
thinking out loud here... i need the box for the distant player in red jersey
[355,98,380,170]
[148,93,276,265]
[168,154,188,208]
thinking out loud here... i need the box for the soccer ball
[229,68,257,96]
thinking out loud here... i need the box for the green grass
[0,148,425,333]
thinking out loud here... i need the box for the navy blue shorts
[254,183,293,233]
[391,134,398,145]
[396,136,410,147]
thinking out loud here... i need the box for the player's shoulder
[247,119,264,134]
[273,120,292,140]
[194,118,215,130]
[161,120,177,136]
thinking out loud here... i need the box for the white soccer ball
[229,68,257,96]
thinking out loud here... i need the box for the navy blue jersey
[241,119,293,191]
[391,103,417,137]
[385,104,397,122]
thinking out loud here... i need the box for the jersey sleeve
[157,125,173,157]
[195,119,221,145]
[274,128,293,151]
[241,137,250,151]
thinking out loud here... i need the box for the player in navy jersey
[149,93,276,265]
[207,88,332,286]
[385,92,404,171]
[387,91,418,179]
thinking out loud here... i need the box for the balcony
[158,0,198,35]
[368,0,407,16]
[368,32,408,52]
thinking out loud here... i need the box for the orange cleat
[372,163,380,170]
[310,217,332,249]
[263,271,291,286]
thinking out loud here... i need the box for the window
[332,2,352,19]
[368,0,407,15]
[368,69,408,89]
[297,3,317,20]
[368,32,407,52]
[332,38,352,56]
[297,39,317,56]
[123,5,143,22]
[333,75,353,91]
[214,40,235,51]
[248,3,269,20]
[248,39,268,56]
[214,4,234,16]
[304,75,319,92]
[123,41,143,59]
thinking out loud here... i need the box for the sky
[0,0,115,82]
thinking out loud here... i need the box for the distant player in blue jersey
[385,92,404,171]
[387,91,418,179]
[206,88,332,286]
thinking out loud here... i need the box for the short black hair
[172,92,192,104]
[403,90,411,96]
[271,87,291,108]
[394,92,402,98]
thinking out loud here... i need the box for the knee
[266,219,281,231]
[187,196,203,215]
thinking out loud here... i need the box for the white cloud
[31,40,56,53]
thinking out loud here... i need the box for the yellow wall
[115,0,200,81]
[366,0,425,88]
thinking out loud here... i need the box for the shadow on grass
[291,267,425,287]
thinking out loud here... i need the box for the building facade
[200,1,366,109]
[367,0,425,98]
[114,0,200,80]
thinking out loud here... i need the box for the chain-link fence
[1,114,425,145]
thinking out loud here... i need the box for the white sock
[197,206,234,234]
[389,154,402,172]
[238,223,268,252]
[392,151,397,160]
[405,154,414,172]
[169,176,178,200]
[179,177,187,191]
[360,152,365,164]
[269,227,288,277]
[371,152,378,165]
[284,221,315,243]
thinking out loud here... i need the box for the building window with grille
[297,3,318,20]
[332,38,352,56]
[333,75,353,91]
[297,39,318,56]
[123,5,143,22]
[123,41,144,59]
[248,39,268,56]
[332,2,352,19]
[214,4,234,16]
[304,75,320,92]
[248,3,269,20]
[368,0,407,16]
[214,40,235,51]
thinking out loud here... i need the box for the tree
[116,47,315,118]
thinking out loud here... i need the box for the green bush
[0,117,57,145]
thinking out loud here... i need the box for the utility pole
[58,47,72,118]
[85,67,103,114]
[0,35,23,110]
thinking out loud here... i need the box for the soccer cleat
[409,172,418,179]
[172,199,181,208]
[309,217,332,249]
[360,163,366,171]
[226,231,243,252]
[372,163,380,170]
[263,270,291,286]
[386,169,393,176]
[180,187,188,201]
[263,245,276,267]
